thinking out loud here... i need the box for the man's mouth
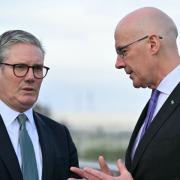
[22,87,35,92]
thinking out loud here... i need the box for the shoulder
[33,111,69,133]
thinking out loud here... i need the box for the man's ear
[148,35,162,55]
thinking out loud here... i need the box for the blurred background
[1,0,180,171]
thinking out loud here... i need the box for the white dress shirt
[131,64,180,160]
[0,101,42,180]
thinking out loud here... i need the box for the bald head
[114,7,180,89]
[115,7,178,43]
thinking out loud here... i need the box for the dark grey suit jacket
[125,83,180,180]
[0,111,79,180]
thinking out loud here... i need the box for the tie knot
[17,113,27,127]
[151,89,160,101]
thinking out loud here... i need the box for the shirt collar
[0,100,34,127]
[157,64,180,95]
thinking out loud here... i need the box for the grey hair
[0,30,45,63]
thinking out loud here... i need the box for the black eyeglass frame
[116,35,163,59]
[0,62,50,79]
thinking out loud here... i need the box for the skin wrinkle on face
[115,28,156,89]
[0,43,44,112]
[114,7,180,90]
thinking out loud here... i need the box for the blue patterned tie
[140,89,160,140]
[17,113,38,180]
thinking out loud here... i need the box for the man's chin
[19,98,37,109]
[132,78,148,88]
[132,81,141,88]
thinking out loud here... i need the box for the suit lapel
[0,116,22,180]
[131,83,180,172]
[125,103,148,170]
[33,112,54,180]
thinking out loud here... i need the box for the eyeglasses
[116,35,163,59]
[0,63,50,79]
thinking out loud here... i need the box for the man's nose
[24,67,35,80]
[115,55,125,69]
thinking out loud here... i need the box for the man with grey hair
[0,30,79,180]
[69,7,180,180]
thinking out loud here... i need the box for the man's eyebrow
[116,44,128,51]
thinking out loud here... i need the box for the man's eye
[121,49,127,54]
[120,49,127,57]
[15,64,27,69]
[34,66,43,71]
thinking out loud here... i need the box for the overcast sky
[1,1,180,127]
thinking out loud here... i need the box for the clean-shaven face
[115,29,156,88]
[0,43,44,112]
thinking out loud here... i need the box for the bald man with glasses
[69,7,180,180]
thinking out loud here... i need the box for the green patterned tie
[17,113,39,180]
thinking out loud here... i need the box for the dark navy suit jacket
[125,83,180,180]
[0,111,79,180]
